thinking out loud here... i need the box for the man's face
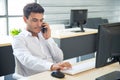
[24,12,44,34]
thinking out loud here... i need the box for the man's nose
[37,21,42,27]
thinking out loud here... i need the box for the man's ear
[23,16,27,23]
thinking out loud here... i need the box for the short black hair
[23,3,44,19]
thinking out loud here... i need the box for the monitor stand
[71,25,85,32]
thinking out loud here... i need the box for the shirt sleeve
[45,37,64,63]
[12,36,54,72]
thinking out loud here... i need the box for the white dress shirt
[12,30,63,79]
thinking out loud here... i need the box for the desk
[0,36,15,76]
[19,62,120,80]
[52,28,98,59]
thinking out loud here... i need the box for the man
[12,3,71,79]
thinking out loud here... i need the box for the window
[0,18,7,35]
[0,0,36,36]
[9,17,26,31]
[0,0,5,15]
[8,0,35,15]
[0,0,6,35]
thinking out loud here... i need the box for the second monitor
[70,9,88,32]
[96,22,120,68]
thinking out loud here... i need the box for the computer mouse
[51,70,65,78]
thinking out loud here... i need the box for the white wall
[38,0,120,24]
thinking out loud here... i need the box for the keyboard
[61,58,95,75]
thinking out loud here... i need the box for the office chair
[103,19,109,23]
[0,45,15,79]
[84,17,109,29]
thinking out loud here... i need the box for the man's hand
[51,62,72,71]
[41,22,51,39]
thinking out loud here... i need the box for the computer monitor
[70,9,88,32]
[96,22,120,68]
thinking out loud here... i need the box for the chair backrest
[103,19,109,23]
[84,17,109,29]
[0,45,15,76]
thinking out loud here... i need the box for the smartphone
[41,26,47,33]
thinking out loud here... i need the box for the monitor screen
[70,9,88,32]
[96,22,120,68]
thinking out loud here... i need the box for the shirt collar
[22,29,43,38]
[21,30,33,37]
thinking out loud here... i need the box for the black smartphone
[41,26,47,33]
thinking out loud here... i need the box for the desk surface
[19,62,120,80]
[52,28,97,39]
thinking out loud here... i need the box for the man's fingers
[59,62,72,69]
[51,62,72,71]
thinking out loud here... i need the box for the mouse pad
[96,71,120,80]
